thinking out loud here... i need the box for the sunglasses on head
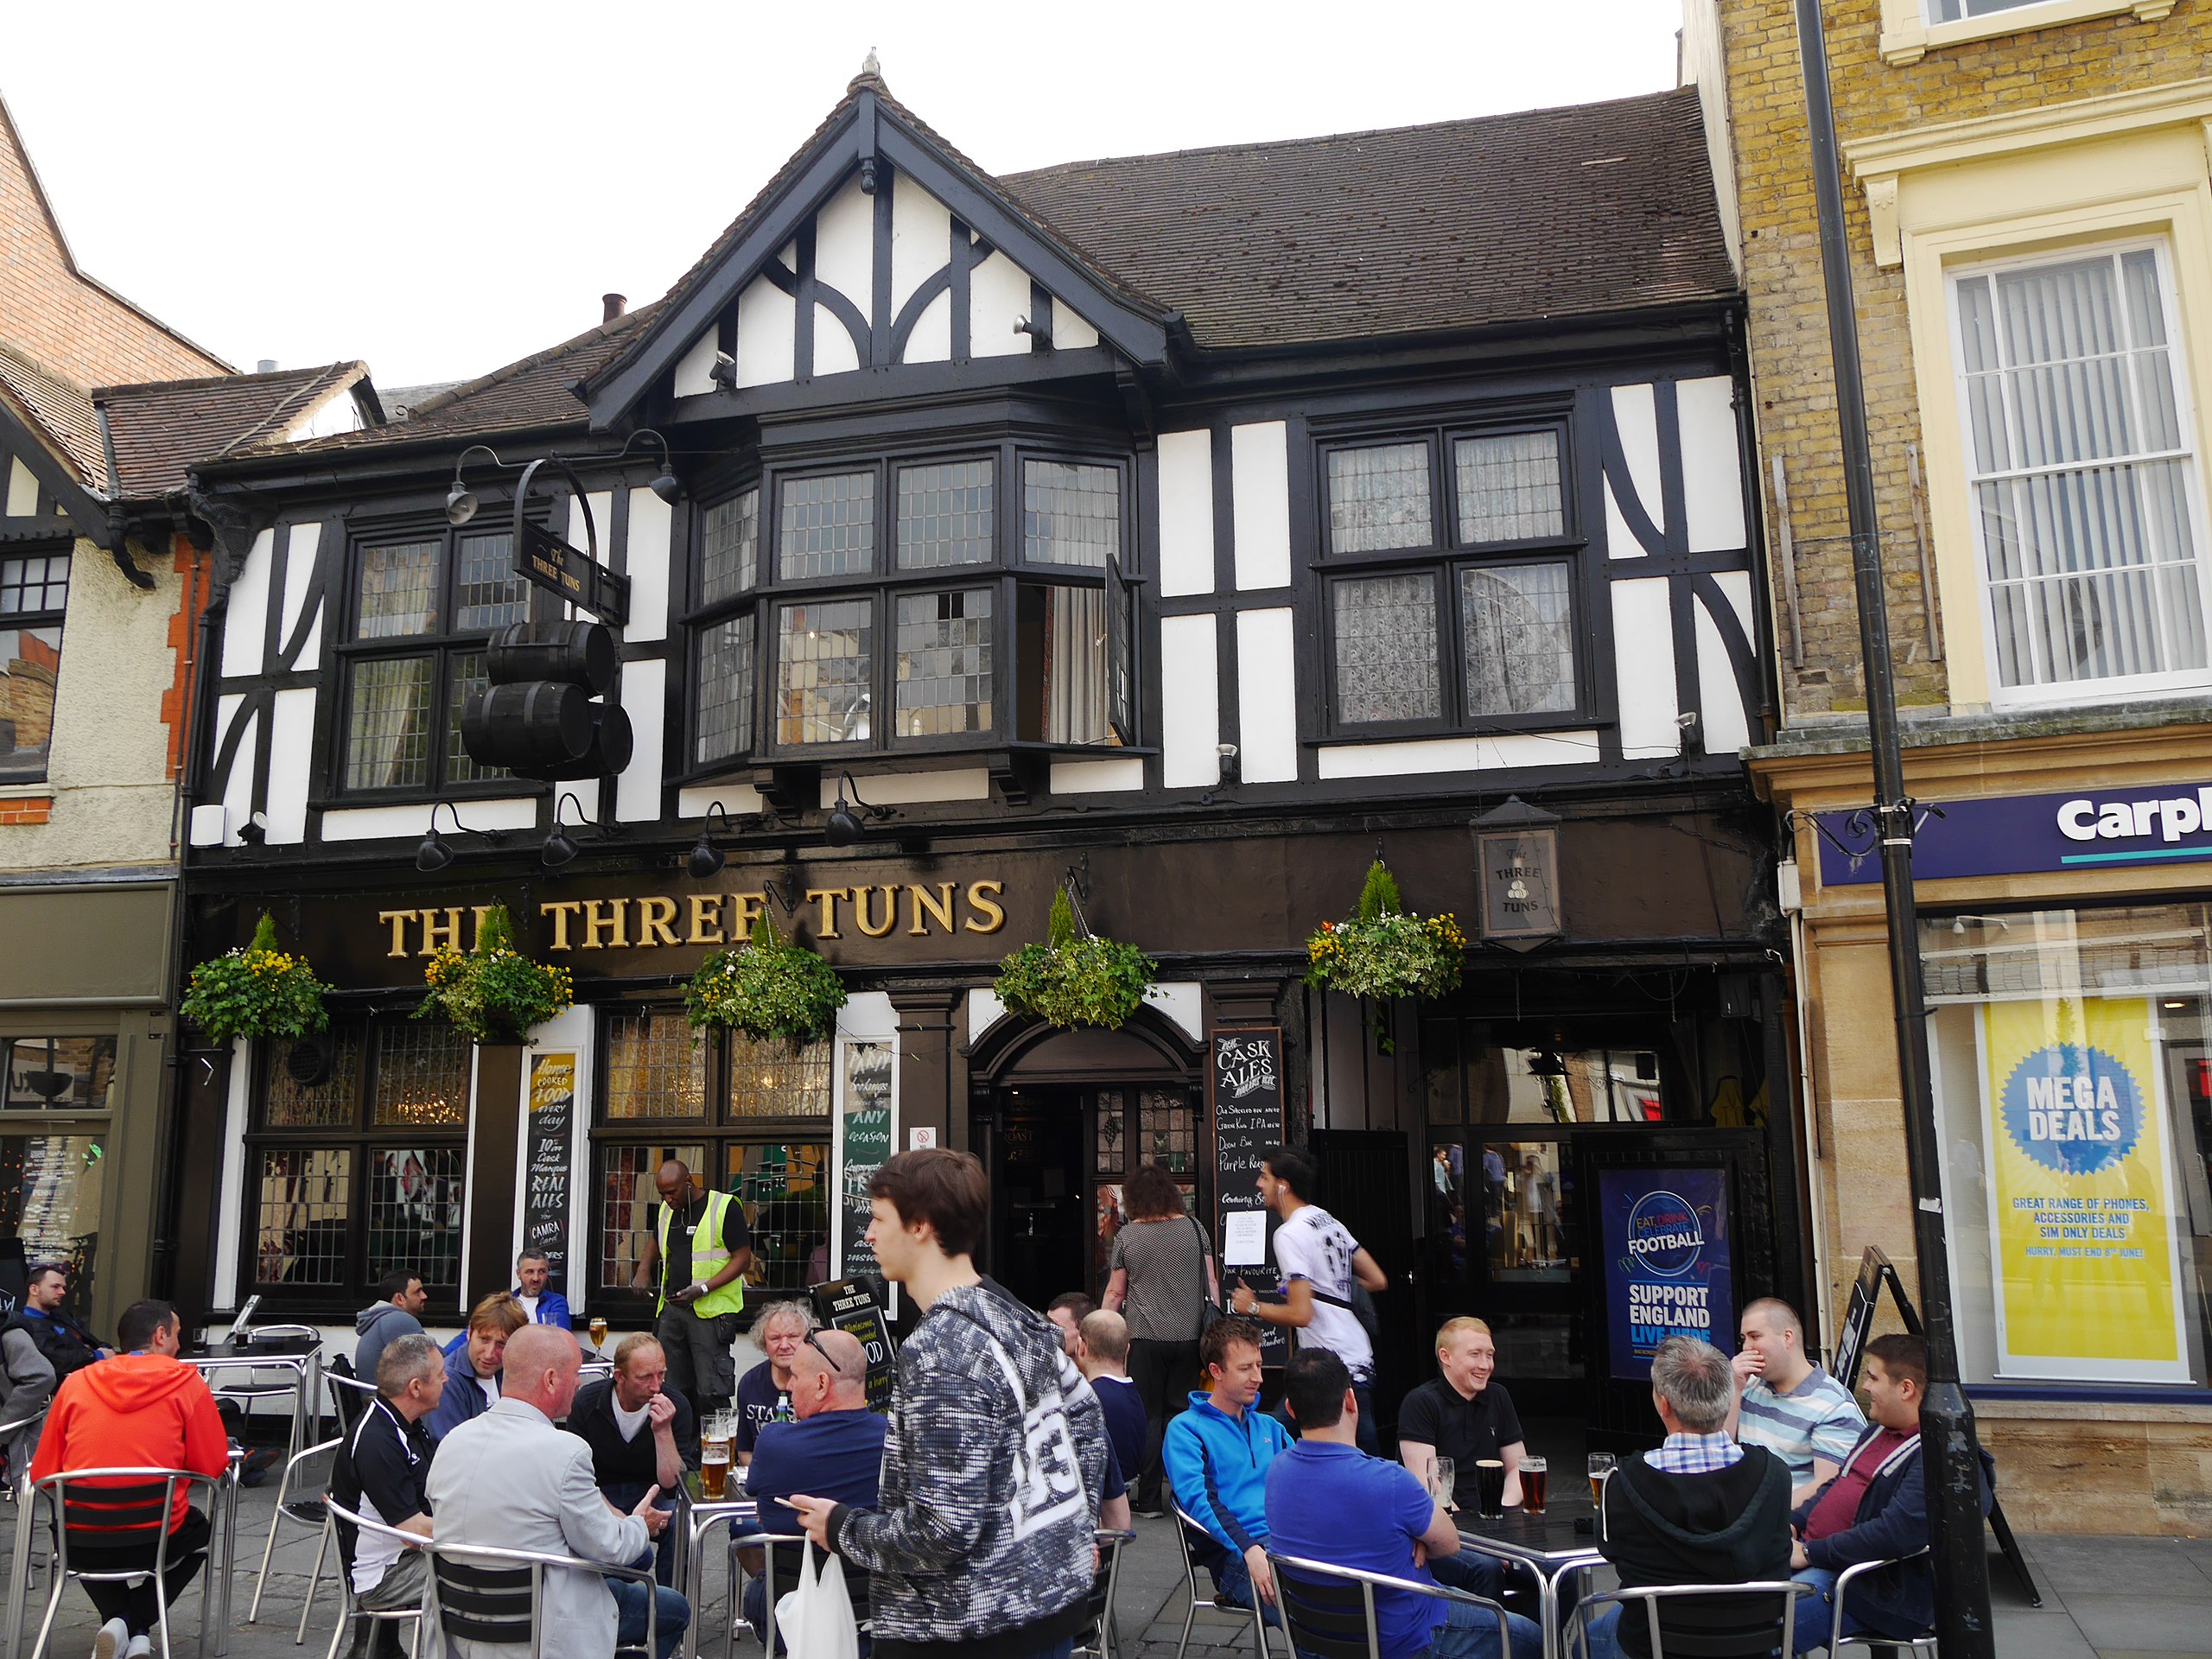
[804,1329,855,1378]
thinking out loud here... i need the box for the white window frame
[1946,236,2212,708]
[1880,0,2171,65]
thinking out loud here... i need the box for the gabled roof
[1000,87,1735,353]
[0,340,105,488]
[95,362,370,497]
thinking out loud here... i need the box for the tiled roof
[1001,87,1736,351]
[0,340,105,489]
[94,363,367,497]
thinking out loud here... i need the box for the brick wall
[160,536,211,779]
[1715,0,2212,717]
[0,794,52,824]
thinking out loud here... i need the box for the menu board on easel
[1211,1027,1288,1364]
[522,1052,575,1294]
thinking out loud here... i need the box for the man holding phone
[631,1160,752,1440]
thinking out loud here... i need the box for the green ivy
[995,889,1157,1031]
[684,912,847,1044]
[180,912,334,1047]
[414,904,573,1044]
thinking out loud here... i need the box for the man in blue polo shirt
[1265,1349,1541,1659]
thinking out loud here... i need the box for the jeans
[1209,1546,1284,1629]
[602,1482,681,1586]
[70,1509,210,1637]
[1428,1551,1508,1599]
[1125,1337,1199,1510]
[1420,1595,1546,1659]
[1789,1566,1902,1654]
[607,1577,690,1659]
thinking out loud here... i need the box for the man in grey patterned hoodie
[791,1148,1109,1659]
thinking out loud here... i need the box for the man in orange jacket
[31,1300,230,1659]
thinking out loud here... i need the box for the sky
[6,2,1682,392]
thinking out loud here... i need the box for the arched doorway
[968,1009,1205,1311]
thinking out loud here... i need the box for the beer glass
[1474,1459,1507,1518]
[1587,1452,1616,1509]
[699,1409,733,1500]
[1428,1456,1456,1510]
[1520,1455,1548,1516]
[588,1315,609,1352]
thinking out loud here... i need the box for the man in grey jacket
[0,1314,54,1466]
[791,1148,1109,1659]
[426,1325,689,1659]
[353,1271,429,1388]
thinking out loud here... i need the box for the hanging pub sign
[810,1276,899,1410]
[1473,796,1561,950]
[515,517,631,627]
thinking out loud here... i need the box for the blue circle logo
[2000,1044,2142,1175]
[1625,1190,1705,1277]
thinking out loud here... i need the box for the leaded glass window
[727,1035,832,1118]
[1456,432,1564,544]
[898,460,995,569]
[454,533,527,632]
[776,599,874,744]
[702,489,760,603]
[780,472,875,580]
[696,613,755,764]
[345,656,433,790]
[264,1033,362,1129]
[1333,574,1441,723]
[257,1148,351,1288]
[895,588,993,737]
[604,1010,708,1120]
[444,652,505,785]
[357,541,439,639]
[1460,563,1576,715]
[1329,443,1433,553]
[1023,461,1119,567]
[371,1023,469,1128]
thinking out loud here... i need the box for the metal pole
[1788,4,1996,1654]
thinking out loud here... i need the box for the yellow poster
[1979,996,2190,1382]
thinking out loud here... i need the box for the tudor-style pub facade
[169,69,1803,1439]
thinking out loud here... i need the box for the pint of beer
[700,1437,731,1500]
[1520,1455,1548,1516]
[1587,1452,1616,1509]
[1474,1459,1507,1518]
[588,1316,609,1351]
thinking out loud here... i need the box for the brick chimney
[602,294,626,324]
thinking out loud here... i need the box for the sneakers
[124,1640,150,1659]
[91,1617,127,1659]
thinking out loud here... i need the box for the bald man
[631,1159,753,1434]
[739,1329,886,1642]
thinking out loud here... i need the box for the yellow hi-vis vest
[656,1188,747,1318]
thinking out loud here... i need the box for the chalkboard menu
[1211,1028,1287,1363]
[839,1042,893,1281]
[810,1276,899,1410]
[524,1052,576,1293]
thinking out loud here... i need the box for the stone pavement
[1,1476,2205,1657]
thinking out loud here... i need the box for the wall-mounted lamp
[611,428,683,506]
[709,351,739,391]
[445,443,513,527]
[824,772,896,848]
[688,802,739,880]
[543,791,601,869]
[235,810,270,847]
[1014,314,1053,349]
[416,800,505,873]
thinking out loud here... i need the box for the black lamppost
[1790,6,1996,1653]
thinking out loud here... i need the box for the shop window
[1950,244,2212,702]
[338,526,525,796]
[1482,1141,1573,1284]
[0,549,67,785]
[1420,1022,1665,1125]
[604,1009,709,1120]
[727,1034,830,1119]
[1319,420,1583,734]
[1924,906,2212,1389]
[683,442,1134,775]
[1,1130,106,1310]
[4,1036,117,1111]
[245,1016,469,1306]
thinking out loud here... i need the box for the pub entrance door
[991,1092,1087,1313]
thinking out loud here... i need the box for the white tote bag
[774,1546,860,1659]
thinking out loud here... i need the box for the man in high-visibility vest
[631,1159,753,1435]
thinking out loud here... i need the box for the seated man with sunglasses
[739,1328,886,1648]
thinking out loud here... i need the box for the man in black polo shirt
[563,1332,693,1585]
[1397,1317,1529,1597]
[331,1333,443,1659]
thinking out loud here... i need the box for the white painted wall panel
[572,492,614,622]
[816,768,990,807]
[890,171,952,315]
[815,304,861,375]
[264,688,315,844]
[6,457,37,516]
[1604,479,1644,559]
[677,783,764,817]
[1678,376,1746,553]
[321,797,539,842]
[1230,423,1292,591]
[1315,729,1603,779]
[1236,607,1299,783]
[221,529,274,677]
[616,658,666,823]
[969,250,1033,359]
[565,779,601,822]
[815,177,875,318]
[1611,384,1665,534]
[188,803,227,847]
[1160,613,1221,788]
[1049,756,1144,793]
[624,486,673,644]
[1157,429,1215,597]
[1055,306,1099,350]
[674,331,720,398]
[736,266,798,388]
[220,706,256,844]
[1695,570,1755,757]
[1142,982,1203,1042]
[210,1037,251,1307]
[968,988,1007,1042]
[903,289,952,365]
[1611,576,1681,760]
[277,522,321,660]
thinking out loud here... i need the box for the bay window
[1319,420,1584,734]
[687,442,1134,772]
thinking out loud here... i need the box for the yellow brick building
[1687,0,2212,1530]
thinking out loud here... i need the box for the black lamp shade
[825,805,864,847]
[649,471,682,505]
[445,482,479,526]
[687,834,725,880]
[415,831,454,874]
[542,827,580,869]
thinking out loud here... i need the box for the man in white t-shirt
[1230,1143,1389,1452]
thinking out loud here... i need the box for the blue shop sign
[1816,783,2212,887]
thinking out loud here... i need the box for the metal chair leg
[296,1513,334,1643]
[1173,1598,1198,1659]
[250,1457,298,1624]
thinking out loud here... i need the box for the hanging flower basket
[684,912,846,1045]
[181,913,334,1048]
[414,905,572,1044]
[1304,860,1466,1004]
[995,887,1157,1032]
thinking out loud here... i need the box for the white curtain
[1045,585,1109,744]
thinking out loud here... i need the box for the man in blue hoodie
[1164,1315,1293,1617]
[426,1294,524,1440]
[1787,1333,1994,1652]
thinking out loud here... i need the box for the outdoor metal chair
[1169,1504,1281,1659]
[0,1408,45,1499]
[1074,1528,1135,1659]
[247,1430,340,1626]
[1265,1550,1514,1659]
[422,1535,661,1659]
[730,1530,872,1653]
[317,1498,422,1659]
[25,1465,226,1659]
[1826,1551,1937,1658]
[1564,1580,1815,1659]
